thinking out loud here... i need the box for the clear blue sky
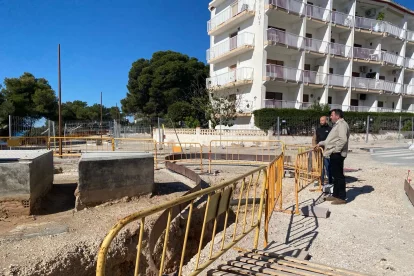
[0,0,210,108]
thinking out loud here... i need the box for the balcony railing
[382,80,401,93]
[354,16,383,32]
[304,37,328,54]
[207,67,254,89]
[405,58,414,69]
[268,0,305,15]
[381,51,403,66]
[207,32,255,61]
[306,4,330,22]
[303,70,327,85]
[328,74,350,87]
[353,47,380,61]
[331,11,353,27]
[352,77,383,90]
[405,84,414,95]
[266,64,302,82]
[383,22,404,39]
[267,28,303,49]
[263,99,298,108]
[207,0,255,33]
[329,42,352,58]
[407,30,414,42]
[349,105,371,112]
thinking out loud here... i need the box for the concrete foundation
[76,152,154,210]
[0,150,54,216]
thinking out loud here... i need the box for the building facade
[206,0,414,128]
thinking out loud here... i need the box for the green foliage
[377,12,385,21]
[184,116,200,128]
[121,51,209,119]
[0,73,58,120]
[402,120,413,131]
[207,94,239,128]
[308,101,331,113]
[167,101,195,126]
[61,101,123,122]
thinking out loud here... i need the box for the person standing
[317,109,350,205]
[312,116,332,191]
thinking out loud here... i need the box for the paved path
[370,146,414,167]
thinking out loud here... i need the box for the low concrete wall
[76,152,154,210]
[0,150,53,216]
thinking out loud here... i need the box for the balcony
[207,67,254,90]
[407,30,414,43]
[304,37,329,54]
[405,58,414,69]
[354,16,383,33]
[353,47,381,63]
[352,77,383,91]
[267,0,305,16]
[331,11,353,27]
[329,42,352,59]
[305,4,330,22]
[207,0,255,35]
[349,105,371,112]
[266,28,303,49]
[381,51,404,67]
[405,84,414,95]
[265,64,302,82]
[328,74,350,88]
[263,99,298,108]
[303,70,327,86]
[382,80,401,93]
[207,32,255,64]
[383,22,405,39]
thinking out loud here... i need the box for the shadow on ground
[346,185,374,203]
[153,182,192,196]
[38,183,77,215]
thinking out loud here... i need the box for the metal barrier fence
[294,148,324,214]
[96,166,268,276]
[264,154,284,246]
[208,140,285,173]
[155,142,203,171]
[0,136,49,150]
[284,144,314,169]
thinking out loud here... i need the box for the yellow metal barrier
[112,138,156,153]
[208,140,285,173]
[48,137,114,157]
[283,144,314,170]
[294,148,324,214]
[0,136,49,150]
[155,142,203,171]
[96,166,268,276]
[264,153,284,247]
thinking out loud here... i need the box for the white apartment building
[206,0,414,128]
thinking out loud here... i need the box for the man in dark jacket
[313,116,332,191]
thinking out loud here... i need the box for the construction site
[0,127,413,276]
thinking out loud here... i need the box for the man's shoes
[324,195,337,201]
[331,198,346,205]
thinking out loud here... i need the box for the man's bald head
[320,116,328,126]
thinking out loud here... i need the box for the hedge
[253,108,414,134]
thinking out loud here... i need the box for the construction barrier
[294,148,324,214]
[96,165,268,276]
[208,140,285,173]
[155,142,203,171]
[0,136,49,150]
[264,153,284,246]
[284,144,314,170]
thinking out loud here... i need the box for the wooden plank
[254,250,371,276]
[404,180,414,206]
[207,269,245,276]
[241,253,346,276]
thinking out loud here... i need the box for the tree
[121,51,209,119]
[308,101,331,113]
[208,94,242,128]
[61,101,123,122]
[0,73,58,120]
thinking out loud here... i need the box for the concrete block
[300,205,330,218]
[0,150,53,216]
[76,152,154,210]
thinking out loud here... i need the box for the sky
[0,0,211,108]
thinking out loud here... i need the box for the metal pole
[8,115,11,150]
[158,117,161,145]
[220,106,222,148]
[48,120,51,139]
[277,116,280,140]
[58,44,62,157]
[411,117,414,145]
[398,116,402,142]
[365,115,370,143]
[100,91,103,139]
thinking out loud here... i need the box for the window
[266,92,283,100]
[303,94,310,102]
[267,59,284,66]
[352,72,360,77]
[328,96,332,104]
[379,76,385,80]
[306,33,312,48]
[378,101,384,107]
[329,68,334,74]
[304,64,311,70]
[354,44,362,48]
[351,99,359,106]
[331,38,335,43]
[230,32,238,50]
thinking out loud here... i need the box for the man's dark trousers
[330,153,346,200]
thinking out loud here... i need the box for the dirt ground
[0,141,413,275]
